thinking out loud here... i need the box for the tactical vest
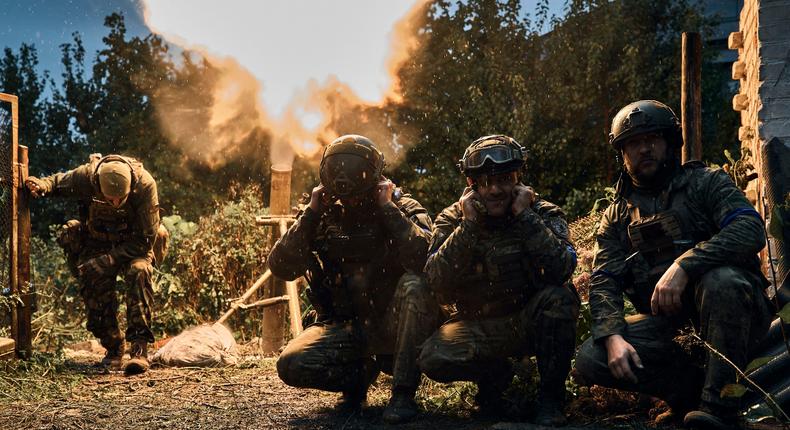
[85,198,135,243]
[624,186,713,312]
[456,228,533,318]
[80,155,141,243]
[314,205,393,321]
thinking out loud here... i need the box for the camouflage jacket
[425,198,577,317]
[268,192,432,322]
[589,162,765,341]
[36,155,160,265]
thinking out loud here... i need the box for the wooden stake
[17,145,31,358]
[681,32,703,162]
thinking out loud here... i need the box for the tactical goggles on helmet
[458,144,526,173]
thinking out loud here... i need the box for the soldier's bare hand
[511,184,535,216]
[25,177,44,198]
[374,178,395,207]
[460,187,483,223]
[308,184,333,213]
[650,262,688,316]
[605,334,644,384]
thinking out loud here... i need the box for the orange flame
[142,0,428,170]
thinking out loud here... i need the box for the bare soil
[0,347,781,430]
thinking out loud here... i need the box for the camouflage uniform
[35,155,167,352]
[271,193,441,397]
[419,199,579,405]
[575,162,773,412]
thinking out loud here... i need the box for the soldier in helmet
[574,100,772,430]
[25,154,168,375]
[419,135,579,426]
[270,135,441,423]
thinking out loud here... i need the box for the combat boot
[534,393,567,427]
[684,404,741,430]
[382,387,419,424]
[97,338,125,370]
[335,389,367,412]
[124,341,150,376]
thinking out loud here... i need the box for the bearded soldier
[26,154,168,375]
[271,135,440,423]
[574,100,772,430]
[419,135,579,426]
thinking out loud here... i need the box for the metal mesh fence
[1,103,11,293]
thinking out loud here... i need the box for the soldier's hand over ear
[605,334,644,384]
[308,184,333,214]
[651,262,688,316]
[25,176,45,198]
[511,184,536,216]
[374,178,395,207]
[77,254,116,280]
[460,187,483,223]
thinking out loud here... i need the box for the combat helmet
[609,100,682,150]
[457,135,527,177]
[319,134,385,197]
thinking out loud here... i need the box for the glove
[77,254,116,280]
[25,176,46,198]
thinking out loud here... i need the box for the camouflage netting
[569,211,602,301]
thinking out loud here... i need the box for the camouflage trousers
[277,272,442,394]
[418,285,580,400]
[60,220,170,349]
[575,265,772,411]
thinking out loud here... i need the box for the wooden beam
[215,269,273,325]
[681,32,703,163]
[16,145,31,358]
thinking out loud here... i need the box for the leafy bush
[4,184,274,350]
[153,184,273,340]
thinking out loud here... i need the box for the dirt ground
[0,345,782,430]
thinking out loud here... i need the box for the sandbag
[153,323,239,367]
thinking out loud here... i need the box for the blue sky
[1,0,149,79]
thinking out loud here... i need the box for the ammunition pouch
[324,231,387,264]
[628,210,694,285]
[86,198,133,243]
[456,236,533,319]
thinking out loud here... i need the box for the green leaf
[721,383,748,398]
[745,356,774,373]
[778,302,790,324]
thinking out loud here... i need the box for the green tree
[388,0,732,219]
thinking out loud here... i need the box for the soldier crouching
[419,135,579,426]
[573,101,772,430]
[269,135,443,424]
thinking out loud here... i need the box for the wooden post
[681,32,703,163]
[1,93,20,357]
[259,165,292,353]
[16,145,31,358]
[280,218,303,338]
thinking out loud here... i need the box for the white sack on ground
[153,323,239,367]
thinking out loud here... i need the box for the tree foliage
[390,0,735,217]
[0,2,738,225]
